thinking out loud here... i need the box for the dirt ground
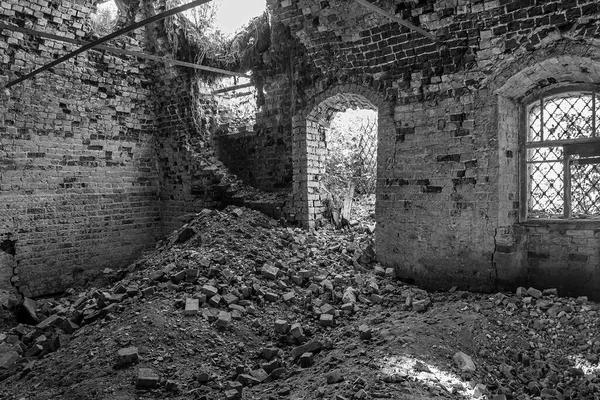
[1,206,599,400]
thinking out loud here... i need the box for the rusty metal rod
[0,22,249,78]
[354,0,436,41]
[4,0,212,89]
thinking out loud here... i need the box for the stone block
[184,298,199,316]
[117,346,139,366]
[319,314,334,327]
[136,367,159,388]
[261,264,279,280]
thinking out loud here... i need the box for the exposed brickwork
[267,0,600,297]
[3,0,600,300]
[0,0,161,297]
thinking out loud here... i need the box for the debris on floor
[0,206,598,399]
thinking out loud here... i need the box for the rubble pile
[0,206,598,400]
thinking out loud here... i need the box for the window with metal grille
[524,88,600,219]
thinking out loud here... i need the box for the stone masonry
[2,0,600,300]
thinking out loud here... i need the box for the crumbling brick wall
[267,0,600,298]
[0,0,161,297]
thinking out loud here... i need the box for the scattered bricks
[23,297,40,323]
[184,298,199,316]
[113,284,127,294]
[197,370,210,383]
[136,367,160,389]
[221,269,234,281]
[208,266,220,277]
[261,347,280,361]
[216,311,232,329]
[148,271,164,282]
[333,275,344,286]
[543,288,558,296]
[355,389,367,399]
[527,287,542,299]
[265,292,279,302]
[370,293,383,304]
[291,340,323,359]
[201,285,219,298]
[194,293,207,304]
[170,270,186,284]
[36,315,73,334]
[226,380,243,395]
[261,359,281,374]
[208,294,222,308]
[165,380,177,392]
[291,275,303,285]
[319,314,334,327]
[261,264,280,280]
[358,324,372,340]
[185,268,199,283]
[412,298,432,312]
[282,291,295,302]
[290,323,304,339]
[326,369,344,384]
[300,352,313,368]
[222,293,239,305]
[237,373,260,387]
[116,346,139,367]
[342,287,356,304]
[127,287,140,297]
[341,303,354,314]
[374,266,386,276]
[249,368,268,382]
[228,304,245,313]
[0,350,19,369]
[320,304,335,315]
[274,319,290,334]
[141,286,155,297]
[299,269,312,279]
[453,352,476,373]
[224,389,241,400]
[321,279,334,292]
[516,287,528,296]
[385,268,395,278]
[308,283,320,294]
[240,285,251,298]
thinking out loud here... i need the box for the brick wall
[267,0,600,298]
[0,0,161,297]
[154,72,222,235]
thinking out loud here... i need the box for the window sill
[521,218,600,229]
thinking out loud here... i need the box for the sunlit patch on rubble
[379,355,479,398]
[570,355,600,375]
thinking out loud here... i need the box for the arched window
[522,87,600,220]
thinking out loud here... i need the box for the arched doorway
[291,86,393,229]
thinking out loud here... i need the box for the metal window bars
[526,90,600,219]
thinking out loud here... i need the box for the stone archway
[291,85,394,229]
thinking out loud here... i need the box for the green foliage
[322,109,377,220]
[89,1,118,36]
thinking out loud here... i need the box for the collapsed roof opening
[89,0,119,35]
[207,0,266,38]
[212,72,258,135]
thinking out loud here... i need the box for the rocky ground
[0,206,599,400]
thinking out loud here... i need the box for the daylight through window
[525,89,600,219]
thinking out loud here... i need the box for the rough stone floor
[0,206,598,400]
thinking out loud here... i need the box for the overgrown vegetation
[89,1,118,35]
[323,109,378,224]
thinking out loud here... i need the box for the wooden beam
[354,0,436,41]
[4,0,214,89]
[0,23,249,78]
[212,82,254,95]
